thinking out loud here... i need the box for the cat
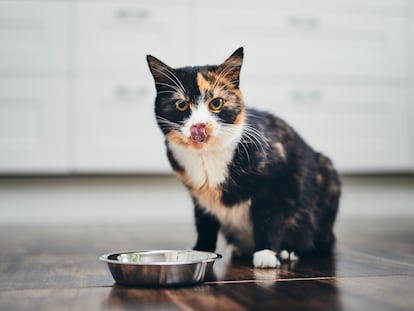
[147,47,340,268]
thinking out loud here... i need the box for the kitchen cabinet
[73,0,191,172]
[75,0,193,75]
[243,82,410,172]
[0,0,412,174]
[74,76,169,173]
[409,1,414,171]
[0,79,69,173]
[195,1,407,80]
[194,0,410,173]
[0,1,70,173]
[0,1,69,74]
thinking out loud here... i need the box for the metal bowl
[99,250,222,287]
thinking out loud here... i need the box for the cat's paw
[253,249,280,268]
[279,249,299,262]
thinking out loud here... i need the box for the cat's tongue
[190,123,208,143]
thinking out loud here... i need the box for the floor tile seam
[0,285,113,293]
[204,273,414,286]
[2,274,412,291]
[204,276,337,285]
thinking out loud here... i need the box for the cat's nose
[190,123,208,143]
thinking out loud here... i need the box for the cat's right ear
[146,55,173,88]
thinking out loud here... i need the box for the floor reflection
[209,252,343,310]
[212,249,338,282]
[104,254,342,311]
[104,286,178,311]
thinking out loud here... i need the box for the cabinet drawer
[195,2,407,79]
[74,77,170,172]
[197,0,406,13]
[76,0,192,74]
[243,83,410,172]
[0,79,69,173]
[0,1,69,74]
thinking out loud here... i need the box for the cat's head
[147,48,245,151]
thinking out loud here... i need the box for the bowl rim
[99,249,222,266]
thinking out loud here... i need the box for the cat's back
[243,107,311,162]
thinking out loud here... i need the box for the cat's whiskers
[156,90,179,96]
[213,79,240,94]
[219,124,269,166]
[155,82,183,95]
[160,66,186,94]
[156,116,181,131]
[152,66,186,96]
[243,125,270,155]
[223,122,270,157]
[212,62,239,89]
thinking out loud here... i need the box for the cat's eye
[175,100,189,112]
[209,98,224,112]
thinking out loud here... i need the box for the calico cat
[147,48,340,268]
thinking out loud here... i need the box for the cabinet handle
[290,89,322,103]
[115,86,148,100]
[115,8,150,21]
[287,16,320,30]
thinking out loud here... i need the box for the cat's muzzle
[190,123,208,143]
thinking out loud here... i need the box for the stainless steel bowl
[99,250,222,287]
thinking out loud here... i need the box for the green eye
[175,100,189,112]
[209,98,224,112]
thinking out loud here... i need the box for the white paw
[279,249,299,262]
[280,250,290,261]
[253,249,280,268]
[290,251,299,261]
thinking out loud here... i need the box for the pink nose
[190,123,208,142]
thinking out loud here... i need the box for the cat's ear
[146,55,174,89]
[217,47,244,88]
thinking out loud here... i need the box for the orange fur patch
[274,142,286,160]
[286,213,299,228]
[197,73,211,94]
[315,173,323,185]
[166,129,186,146]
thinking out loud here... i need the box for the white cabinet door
[74,76,170,173]
[195,1,407,80]
[0,80,69,173]
[75,0,193,75]
[243,82,410,172]
[410,2,414,171]
[0,1,69,74]
[74,0,191,172]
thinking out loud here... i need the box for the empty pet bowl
[99,250,222,287]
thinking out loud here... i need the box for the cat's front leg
[192,202,220,252]
[250,198,286,268]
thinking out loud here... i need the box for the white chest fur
[212,200,254,254]
[168,142,235,189]
[169,140,255,254]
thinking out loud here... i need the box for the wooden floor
[0,219,413,311]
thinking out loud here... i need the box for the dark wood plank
[336,218,414,264]
[0,287,180,311]
[210,275,414,311]
[164,286,247,311]
[0,219,413,311]
[2,223,409,291]
[0,224,194,289]
[2,276,413,311]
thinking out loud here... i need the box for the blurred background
[0,0,413,225]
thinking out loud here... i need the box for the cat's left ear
[218,47,244,88]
